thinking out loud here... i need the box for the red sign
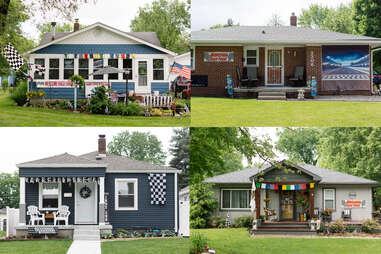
[36,81,72,88]
[204,52,234,62]
[344,200,363,208]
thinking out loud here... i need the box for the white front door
[135,60,151,94]
[75,182,97,224]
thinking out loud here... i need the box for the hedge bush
[232,215,254,228]
[10,81,27,106]
[208,216,226,228]
[361,219,380,233]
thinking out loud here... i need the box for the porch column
[309,187,315,218]
[19,177,26,225]
[99,177,105,225]
[255,188,261,219]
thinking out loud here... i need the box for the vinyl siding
[151,82,170,94]
[34,44,166,54]
[29,82,86,100]
[105,173,175,230]
[19,167,106,177]
[110,82,135,93]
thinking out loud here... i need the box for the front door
[267,49,283,86]
[136,60,149,94]
[280,191,294,220]
[75,182,97,224]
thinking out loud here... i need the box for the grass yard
[0,239,72,254]
[0,92,189,127]
[191,97,381,126]
[192,228,381,254]
[101,238,189,254]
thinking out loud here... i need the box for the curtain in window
[231,190,248,208]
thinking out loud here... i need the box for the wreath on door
[80,186,91,199]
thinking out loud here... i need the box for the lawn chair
[236,66,249,88]
[27,205,45,226]
[53,205,70,226]
[313,208,320,219]
[342,209,351,221]
[289,66,305,86]
[247,66,259,82]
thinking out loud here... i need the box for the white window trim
[323,188,336,211]
[115,178,138,211]
[220,189,251,210]
[38,182,62,211]
[244,46,259,67]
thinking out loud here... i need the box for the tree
[266,13,284,27]
[190,183,217,228]
[0,172,19,209]
[298,4,353,34]
[209,18,240,30]
[38,22,85,41]
[108,130,166,165]
[276,128,321,165]
[169,128,189,189]
[130,0,190,54]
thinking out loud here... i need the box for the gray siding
[105,173,175,230]
[19,167,106,177]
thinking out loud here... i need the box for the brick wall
[284,47,306,86]
[305,46,322,92]
[192,46,244,96]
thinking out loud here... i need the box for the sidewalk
[67,240,101,254]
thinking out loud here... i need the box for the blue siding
[110,82,135,93]
[29,82,86,100]
[105,173,175,230]
[34,44,166,54]
[19,167,106,177]
[61,183,75,225]
[25,183,39,224]
[151,82,169,94]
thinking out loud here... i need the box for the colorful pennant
[256,182,316,190]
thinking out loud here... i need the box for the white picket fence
[179,200,189,237]
[6,207,19,237]
[143,95,173,108]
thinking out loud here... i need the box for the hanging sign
[36,81,72,88]
[343,200,365,208]
[204,52,234,62]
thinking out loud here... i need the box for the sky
[0,127,177,174]
[191,0,353,31]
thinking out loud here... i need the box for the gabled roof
[29,22,176,56]
[191,26,381,46]
[205,161,379,185]
[17,153,107,168]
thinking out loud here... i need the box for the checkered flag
[148,173,167,205]
[35,65,45,76]
[3,42,24,71]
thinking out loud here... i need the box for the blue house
[26,20,177,99]
[15,135,180,239]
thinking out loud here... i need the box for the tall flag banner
[3,43,24,71]
[250,179,256,215]
[170,62,182,74]
[170,62,191,79]
[310,183,315,189]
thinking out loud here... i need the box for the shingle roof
[205,162,379,185]
[78,151,177,172]
[191,26,381,44]
[17,153,106,168]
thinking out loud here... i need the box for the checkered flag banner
[3,42,24,71]
[148,173,167,205]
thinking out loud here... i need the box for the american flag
[170,62,183,74]
[171,62,191,79]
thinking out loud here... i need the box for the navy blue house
[16,135,180,238]
[26,20,177,98]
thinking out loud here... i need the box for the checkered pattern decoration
[3,42,24,71]
[148,173,167,205]
[34,65,45,76]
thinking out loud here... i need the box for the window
[108,59,119,80]
[324,189,335,210]
[49,59,60,80]
[123,59,133,80]
[246,49,258,66]
[34,59,45,80]
[153,59,164,80]
[79,59,89,80]
[221,189,251,209]
[269,51,280,66]
[115,179,138,210]
[93,59,104,80]
[64,59,74,79]
[39,183,61,210]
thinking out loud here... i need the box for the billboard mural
[322,45,370,92]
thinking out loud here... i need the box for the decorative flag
[148,173,167,205]
[266,184,270,189]
[3,42,24,71]
[121,54,126,59]
[295,184,299,190]
[181,64,191,79]
[100,54,104,58]
[274,184,279,190]
[310,183,315,189]
[250,179,256,214]
[35,64,45,76]
[301,184,307,190]
[84,54,88,59]
[282,185,286,190]
[170,62,182,74]
[256,183,261,188]
[261,183,266,189]
[290,185,295,190]
[286,185,291,190]
[64,54,68,58]
[270,184,274,190]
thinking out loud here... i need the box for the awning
[25,176,100,184]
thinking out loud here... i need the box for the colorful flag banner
[2,43,24,71]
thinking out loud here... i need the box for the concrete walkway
[67,240,101,254]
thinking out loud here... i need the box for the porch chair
[246,66,259,82]
[342,209,351,221]
[289,66,305,86]
[236,66,249,87]
[313,208,320,219]
[53,205,70,226]
[27,205,45,226]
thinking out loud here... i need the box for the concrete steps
[73,225,100,241]
[254,222,316,235]
[258,91,286,100]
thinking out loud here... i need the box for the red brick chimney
[290,12,297,27]
[98,134,106,156]
[74,19,80,32]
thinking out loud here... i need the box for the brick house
[190,13,381,97]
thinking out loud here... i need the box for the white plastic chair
[53,205,70,226]
[27,205,45,225]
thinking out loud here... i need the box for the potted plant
[69,74,85,111]
[295,195,308,222]
[321,209,332,222]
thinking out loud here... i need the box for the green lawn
[191,97,381,126]
[192,228,381,254]
[0,92,189,126]
[0,239,72,254]
[101,238,189,254]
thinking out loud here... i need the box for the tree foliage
[190,183,217,228]
[353,0,381,37]
[209,18,239,30]
[130,0,190,54]
[169,128,189,189]
[0,172,19,209]
[38,22,85,41]
[108,130,166,165]
[266,13,284,27]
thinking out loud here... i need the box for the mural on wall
[322,45,370,91]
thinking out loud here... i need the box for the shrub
[101,232,113,239]
[127,102,144,116]
[190,232,208,254]
[10,81,27,106]
[150,108,163,116]
[208,216,226,228]
[316,222,327,234]
[190,183,218,229]
[232,215,254,228]
[88,86,112,114]
[161,229,176,237]
[327,219,345,233]
[346,224,358,233]
[361,219,380,233]
[110,103,129,116]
